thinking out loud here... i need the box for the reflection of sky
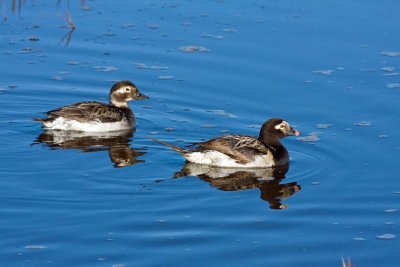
[0,1,399,266]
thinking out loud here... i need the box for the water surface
[0,1,399,266]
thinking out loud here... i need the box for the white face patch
[116,87,132,94]
[274,121,290,133]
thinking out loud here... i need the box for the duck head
[259,118,300,146]
[109,80,149,107]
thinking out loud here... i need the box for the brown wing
[194,134,270,163]
[45,101,124,123]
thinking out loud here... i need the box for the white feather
[42,117,132,132]
[184,151,274,168]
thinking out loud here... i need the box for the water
[1,1,399,266]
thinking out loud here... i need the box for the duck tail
[33,117,48,122]
[151,138,187,155]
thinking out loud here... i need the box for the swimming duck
[34,80,148,132]
[154,118,300,168]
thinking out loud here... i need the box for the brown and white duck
[34,80,148,132]
[154,118,300,168]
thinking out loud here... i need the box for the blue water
[1,1,399,266]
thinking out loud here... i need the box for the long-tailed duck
[154,118,300,168]
[34,80,148,132]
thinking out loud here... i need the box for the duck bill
[135,92,149,100]
[288,127,301,136]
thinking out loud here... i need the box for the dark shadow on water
[33,129,146,168]
[174,163,301,209]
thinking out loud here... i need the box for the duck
[34,80,148,132]
[154,118,300,168]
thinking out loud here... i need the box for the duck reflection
[34,129,146,168]
[174,163,300,209]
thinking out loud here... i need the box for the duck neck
[258,133,282,150]
[110,98,129,108]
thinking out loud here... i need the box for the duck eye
[280,124,285,129]
[125,87,131,92]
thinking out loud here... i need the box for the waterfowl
[154,118,300,168]
[34,80,148,132]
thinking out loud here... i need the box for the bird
[154,118,300,168]
[34,80,148,132]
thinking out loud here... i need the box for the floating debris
[312,69,334,75]
[384,209,399,213]
[81,5,92,11]
[93,66,118,72]
[102,32,116,37]
[135,63,169,70]
[297,132,320,142]
[316,123,332,129]
[386,83,400,89]
[207,109,237,118]
[381,52,400,57]
[165,128,174,132]
[25,245,47,250]
[201,33,224,40]
[246,124,261,128]
[376,233,396,240]
[200,124,217,128]
[223,28,238,33]
[51,76,64,81]
[67,61,79,65]
[28,36,40,42]
[354,121,372,127]
[146,24,159,30]
[381,67,395,72]
[179,45,209,53]
[20,47,33,54]
[158,76,175,80]
[383,73,400,77]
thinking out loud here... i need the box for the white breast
[43,117,132,132]
[184,150,275,168]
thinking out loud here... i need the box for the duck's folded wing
[46,102,123,123]
[195,134,269,163]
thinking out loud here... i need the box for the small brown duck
[154,118,300,168]
[34,80,148,132]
